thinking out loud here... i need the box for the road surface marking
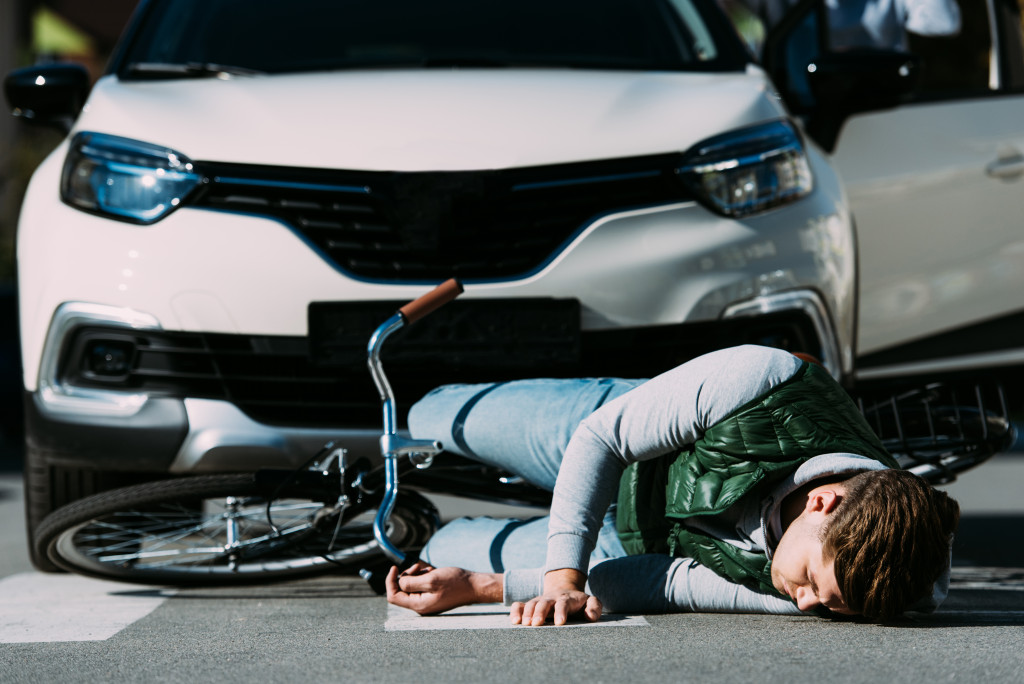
[386,602,648,631]
[951,566,1024,591]
[0,572,171,643]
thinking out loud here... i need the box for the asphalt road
[0,454,1022,684]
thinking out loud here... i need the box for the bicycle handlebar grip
[398,278,464,324]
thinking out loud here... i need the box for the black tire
[23,444,106,573]
[22,444,154,572]
[23,445,62,572]
[34,473,439,585]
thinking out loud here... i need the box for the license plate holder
[308,298,581,371]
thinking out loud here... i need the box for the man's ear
[806,486,843,516]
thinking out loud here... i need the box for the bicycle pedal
[360,568,387,596]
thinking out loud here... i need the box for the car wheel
[23,444,75,572]
[22,442,143,572]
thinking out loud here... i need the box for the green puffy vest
[615,361,899,598]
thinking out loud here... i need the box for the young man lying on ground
[384,345,959,624]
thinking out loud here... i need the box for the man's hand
[385,562,502,615]
[509,568,602,626]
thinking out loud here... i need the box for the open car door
[763,0,1024,385]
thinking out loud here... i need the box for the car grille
[61,311,824,429]
[190,155,689,281]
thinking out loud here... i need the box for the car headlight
[61,132,203,223]
[677,120,813,218]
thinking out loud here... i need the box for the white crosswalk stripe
[0,572,171,643]
[385,602,649,631]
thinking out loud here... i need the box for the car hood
[76,67,786,171]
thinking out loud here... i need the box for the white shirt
[741,0,961,50]
[826,0,962,50]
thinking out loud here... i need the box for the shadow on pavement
[953,515,1024,568]
[128,573,379,601]
[0,283,22,469]
[924,514,1024,627]
[0,436,22,474]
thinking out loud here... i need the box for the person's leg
[408,377,645,490]
[418,516,549,572]
[419,509,626,573]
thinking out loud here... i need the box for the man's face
[771,489,856,616]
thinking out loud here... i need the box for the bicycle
[31,279,1016,586]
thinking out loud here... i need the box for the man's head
[822,468,959,620]
[771,469,959,620]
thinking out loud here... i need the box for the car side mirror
[4,63,91,132]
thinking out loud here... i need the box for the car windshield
[117,0,746,78]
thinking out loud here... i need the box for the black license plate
[308,298,581,370]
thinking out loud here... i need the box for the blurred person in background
[739,0,961,50]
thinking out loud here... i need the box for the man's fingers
[553,599,569,626]
[386,565,425,613]
[512,592,600,627]
[530,599,552,626]
[385,565,434,614]
[518,599,536,625]
[384,566,402,602]
[584,595,603,622]
[553,595,596,626]
[515,598,543,627]
[398,566,453,594]
[509,602,524,625]
[401,561,434,576]
[397,572,434,593]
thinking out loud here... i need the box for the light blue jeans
[407,377,645,572]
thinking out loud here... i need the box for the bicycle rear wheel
[34,473,439,585]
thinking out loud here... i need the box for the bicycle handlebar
[398,278,464,324]
[370,277,463,565]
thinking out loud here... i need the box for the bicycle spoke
[69,497,332,569]
[42,475,436,584]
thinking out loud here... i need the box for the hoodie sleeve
[544,345,803,575]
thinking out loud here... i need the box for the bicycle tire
[34,473,439,585]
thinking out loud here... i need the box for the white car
[4,0,1021,570]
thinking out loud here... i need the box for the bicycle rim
[40,475,428,585]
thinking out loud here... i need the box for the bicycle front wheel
[34,473,439,585]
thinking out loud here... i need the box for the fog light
[85,340,136,379]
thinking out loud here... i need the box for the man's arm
[588,555,803,615]
[545,347,803,576]
[502,556,803,616]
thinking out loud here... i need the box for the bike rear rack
[854,380,1016,484]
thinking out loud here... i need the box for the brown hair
[821,469,960,621]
